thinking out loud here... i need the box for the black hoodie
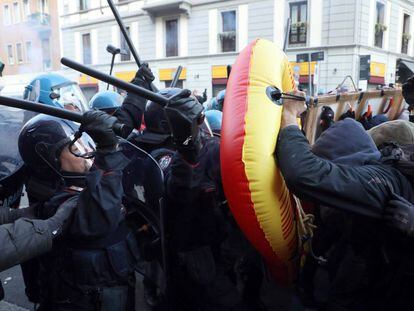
[276,122,414,219]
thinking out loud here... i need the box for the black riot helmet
[18,114,95,181]
[144,88,182,134]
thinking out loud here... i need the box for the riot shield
[120,139,170,301]
[0,106,26,208]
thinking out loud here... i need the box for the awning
[142,0,191,16]
[79,74,98,85]
[399,59,414,74]
[299,75,314,84]
[368,76,385,85]
[290,61,316,75]
[212,65,228,79]
[159,67,187,81]
[115,71,135,82]
[370,62,385,78]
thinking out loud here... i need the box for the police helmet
[18,115,95,180]
[216,89,226,111]
[144,88,182,134]
[89,91,124,115]
[204,97,218,111]
[24,73,89,113]
[204,110,222,134]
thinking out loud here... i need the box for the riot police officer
[18,111,140,310]
[89,90,124,115]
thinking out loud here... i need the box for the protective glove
[132,62,155,90]
[164,89,204,163]
[45,197,77,238]
[80,110,118,153]
[384,194,414,238]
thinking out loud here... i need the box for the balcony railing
[28,13,51,26]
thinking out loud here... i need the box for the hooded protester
[276,91,414,310]
[299,118,383,308]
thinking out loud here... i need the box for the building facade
[58,0,278,99]
[0,0,61,95]
[2,0,414,99]
[285,0,414,94]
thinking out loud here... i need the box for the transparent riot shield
[119,139,170,302]
[0,106,26,208]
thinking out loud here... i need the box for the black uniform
[164,135,258,311]
[34,151,140,311]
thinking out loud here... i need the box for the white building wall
[56,0,414,97]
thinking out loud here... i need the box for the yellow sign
[79,74,98,85]
[370,62,386,77]
[289,61,316,75]
[115,71,136,82]
[159,68,187,81]
[212,65,228,79]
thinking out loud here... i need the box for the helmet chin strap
[35,139,88,181]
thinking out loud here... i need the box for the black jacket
[276,125,414,219]
[34,151,139,309]
[115,78,149,137]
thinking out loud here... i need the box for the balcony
[27,13,51,36]
[142,0,192,17]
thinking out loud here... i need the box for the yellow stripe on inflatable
[222,39,298,284]
[243,40,296,263]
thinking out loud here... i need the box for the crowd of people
[0,61,414,311]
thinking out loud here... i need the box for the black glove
[164,89,204,163]
[384,194,414,238]
[45,197,77,238]
[132,62,154,90]
[80,110,118,153]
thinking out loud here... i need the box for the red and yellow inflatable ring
[221,39,298,284]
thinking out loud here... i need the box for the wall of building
[0,0,61,76]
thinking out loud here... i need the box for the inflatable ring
[221,39,298,284]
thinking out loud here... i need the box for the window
[402,14,411,54]
[219,10,236,52]
[38,0,49,15]
[41,38,51,70]
[16,43,23,63]
[3,5,11,25]
[26,41,32,63]
[374,2,386,48]
[23,0,30,20]
[82,33,92,64]
[165,80,183,88]
[63,0,69,14]
[165,19,178,57]
[13,2,20,23]
[79,0,90,11]
[289,1,307,44]
[120,27,131,61]
[7,45,14,65]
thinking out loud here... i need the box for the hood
[312,118,380,165]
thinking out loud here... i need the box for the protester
[277,91,414,310]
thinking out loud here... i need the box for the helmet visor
[67,132,96,158]
[52,82,89,113]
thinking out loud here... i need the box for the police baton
[61,57,168,106]
[170,65,183,88]
[0,96,127,137]
[107,0,158,92]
